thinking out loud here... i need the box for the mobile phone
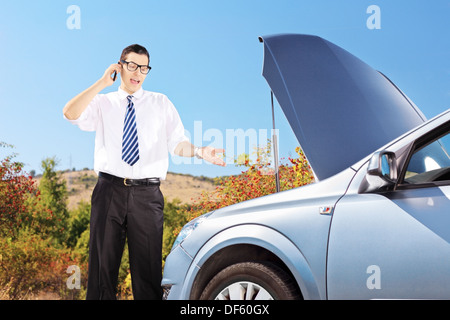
[112,71,117,82]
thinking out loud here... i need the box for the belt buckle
[124,178,131,186]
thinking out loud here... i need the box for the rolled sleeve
[64,94,102,132]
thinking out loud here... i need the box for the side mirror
[365,151,398,191]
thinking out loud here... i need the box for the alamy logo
[66,5,81,30]
[173,120,279,169]
[366,265,381,290]
[366,5,381,30]
[66,265,81,289]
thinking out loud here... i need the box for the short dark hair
[120,44,150,64]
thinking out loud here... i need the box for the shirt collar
[118,87,144,100]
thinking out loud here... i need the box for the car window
[404,130,450,184]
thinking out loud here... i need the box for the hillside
[38,170,218,210]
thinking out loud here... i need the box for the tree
[66,200,90,249]
[0,146,86,299]
[0,145,42,239]
[38,157,69,245]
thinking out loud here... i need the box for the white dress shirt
[66,87,189,180]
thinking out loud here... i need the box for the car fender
[179,224,321,300]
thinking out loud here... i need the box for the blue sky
[0,0,449,178]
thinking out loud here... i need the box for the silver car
[162,34,450,300]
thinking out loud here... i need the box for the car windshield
[404,130,450,184]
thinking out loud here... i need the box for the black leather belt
[99,172,160,187]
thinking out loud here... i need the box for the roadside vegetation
[0,141,313,299]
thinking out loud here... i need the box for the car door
[327,121,450,299]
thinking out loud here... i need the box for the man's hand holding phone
[101,63,122,87]
[63,63,122,120]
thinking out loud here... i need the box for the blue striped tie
[122,95,140,166]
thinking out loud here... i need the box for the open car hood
[260,34,426,181]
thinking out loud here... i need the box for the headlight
[171,211,214,252]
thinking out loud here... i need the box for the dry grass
[36,170,217,210]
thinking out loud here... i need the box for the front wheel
[199,262,301,300]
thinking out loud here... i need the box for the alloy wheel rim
[214,281,274,300]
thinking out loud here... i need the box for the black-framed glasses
[120,60,151,75]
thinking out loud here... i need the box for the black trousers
[86,175,164,300]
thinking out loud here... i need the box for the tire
[199,262,301,300]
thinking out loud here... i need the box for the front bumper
[162,243,195,300]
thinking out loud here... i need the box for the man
[63,44,225,300]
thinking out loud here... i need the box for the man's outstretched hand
[198,146,226,167]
